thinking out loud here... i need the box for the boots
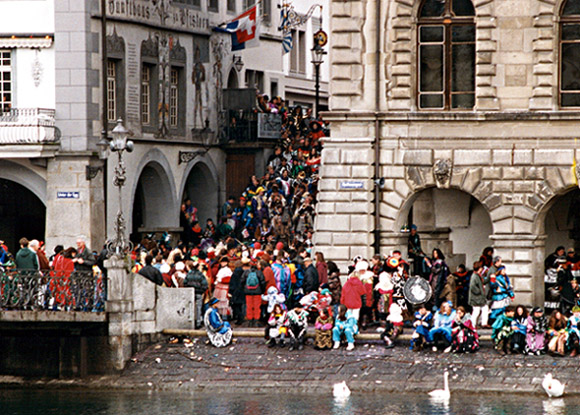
[346,343,355,351]
[333,341,340,349]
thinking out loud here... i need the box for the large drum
[403,276,432,305]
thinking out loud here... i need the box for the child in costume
[510,305,528,354]
[267,304,287,348]
[526,307,547,355]
[262,286,286,313]
[286,305,309,351]
[567,306,580,357]
[410,304,432,351]
[375,271,393,331]
[428,302,456,352]
[204,297,233,348]
[333,304,359,351]
[451,306,479,353]
[314,307,334,350]
[492,306,515,355]
[382,302,403,349]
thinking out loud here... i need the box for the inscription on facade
[108,0,210,34]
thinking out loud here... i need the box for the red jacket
[340,276,366,309]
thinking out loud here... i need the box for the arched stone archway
[394,186,492,271]
[131,161,177,241]
[180,159,219,232]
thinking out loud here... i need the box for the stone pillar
[105,255,134,371]
[490,234,545,307]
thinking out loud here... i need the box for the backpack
[245,270,260,290]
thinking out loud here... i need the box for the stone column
[490,234,545,307]
[105,255,134,371]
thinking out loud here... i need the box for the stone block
[454,149,491,166]
[514,217,533,234]
[484,194,502,211]
[502,167,524,179]
[341,148,374,165]
[513,150,533,165]
[135,321,157,335]
[513,277,533,292]
[505,64,528,86]
[351,165,373,178]
[503,193,524,205]
[316,202,335,214]
[558,167,577,187]
[513,292,533,306]
[489,205,513,222]
[380,149,394,165]
[494,218,513,234]
[319,179,338,191]
[473,180,493,201]
[545,167,564,192]
[322,246,351,261]
[494,181,512,193]
[534,149,575,165]
[513,250,532,262]
[384,191,404,209]
[462,168,483,193]
[352,191,373,202]
[316,214,350,231]
[336,201,371,214]
[513,181,534,193]
[380,202,400,221]
[155,287,196,332]
[493,149,512,165]
[322,148,340,164]
[312,231,332,246]
[332,233,371,246]
[513,205,536,221]
[450,168,467,188]
[135,310,156,322]
[482,167,502,179]
[524,166,544,180]
[350,214,373,232]
[401,149,432,166]
[320,164,351,178]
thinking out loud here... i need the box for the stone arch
[130,149,178,236]
[227,67,239,89]
[178,154,220,226]
[0,160,46,205]
[387,0,498,110]
[533,184,579,237]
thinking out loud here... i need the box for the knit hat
[275,242,284,251]
[573,306,580,313]
[209,297,219,306]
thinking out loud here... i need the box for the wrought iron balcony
[0,108,60,144]
[0,269,106,312]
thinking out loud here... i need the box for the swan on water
[542,373,565,398]
[428,371,450,399]
[333,381,351,398]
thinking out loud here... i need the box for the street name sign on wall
[339,181,365,189]
[57,191,80,199]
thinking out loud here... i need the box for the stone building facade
[315,0,580,306]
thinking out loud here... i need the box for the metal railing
[219,110,281,144]
[0,269,106,312]
[0,108,60,144]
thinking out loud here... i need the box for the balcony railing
[220,110,281,144]
[0,269,106,312]
[0,108,60,144]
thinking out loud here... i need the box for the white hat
[175,262,185,271]
[355,260,369,272]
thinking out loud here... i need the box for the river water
[0,389,574,415]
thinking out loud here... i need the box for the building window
[141,65,151,125]
[262,0,271,23]
[107,60,117,121]
[243,0,254,10]
[0,50,11,112]
[245,70,264,92]
[561,0,580,107]
[227,0,236,12]
[170,68,179,128]
[289,30,306,74]
[417,0,475,110]
[173,0,201,7]
[208,0,218,12]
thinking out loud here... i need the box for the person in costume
[375,271,394,331]
[314,307,334,350]
[333,304,359,351]
[492,306,515,355]
[451,306,479,353]
[489,264,514,320]
[286,305,309,351]
[510,305,528,354]
[267,303,287,348]
[525,307,547,355]
[427,301,456,352]
[567,306,580,357]
[410,304,432,351]
[382,302,403,349]
[204,297,233,348]
[547,309,568,356]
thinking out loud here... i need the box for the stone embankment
[4,329,580,396]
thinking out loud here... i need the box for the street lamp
[104,118,134,258]
[233,55,244,72]
[311,41,326,118]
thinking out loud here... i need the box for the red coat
[340,276,366,309]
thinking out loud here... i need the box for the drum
[403,276,432,305]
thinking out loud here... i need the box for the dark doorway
[0,178,45,253]
[226,153,255,201]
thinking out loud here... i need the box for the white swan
[542,373,565,398]
[333,381,351,398]
[428,371,450,399]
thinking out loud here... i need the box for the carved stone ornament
[433,159,452,188]
[141,34,159,59]
[32,52,43,87]
[107,28,126,57]
[169,38,186,64]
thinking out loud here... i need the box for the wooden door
[226,153,255,199]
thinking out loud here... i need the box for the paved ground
[6,332,579,395]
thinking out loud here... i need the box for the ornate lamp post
[103,119,134,258]
[311,31,327,118]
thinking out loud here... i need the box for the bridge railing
[0,269,106,312]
